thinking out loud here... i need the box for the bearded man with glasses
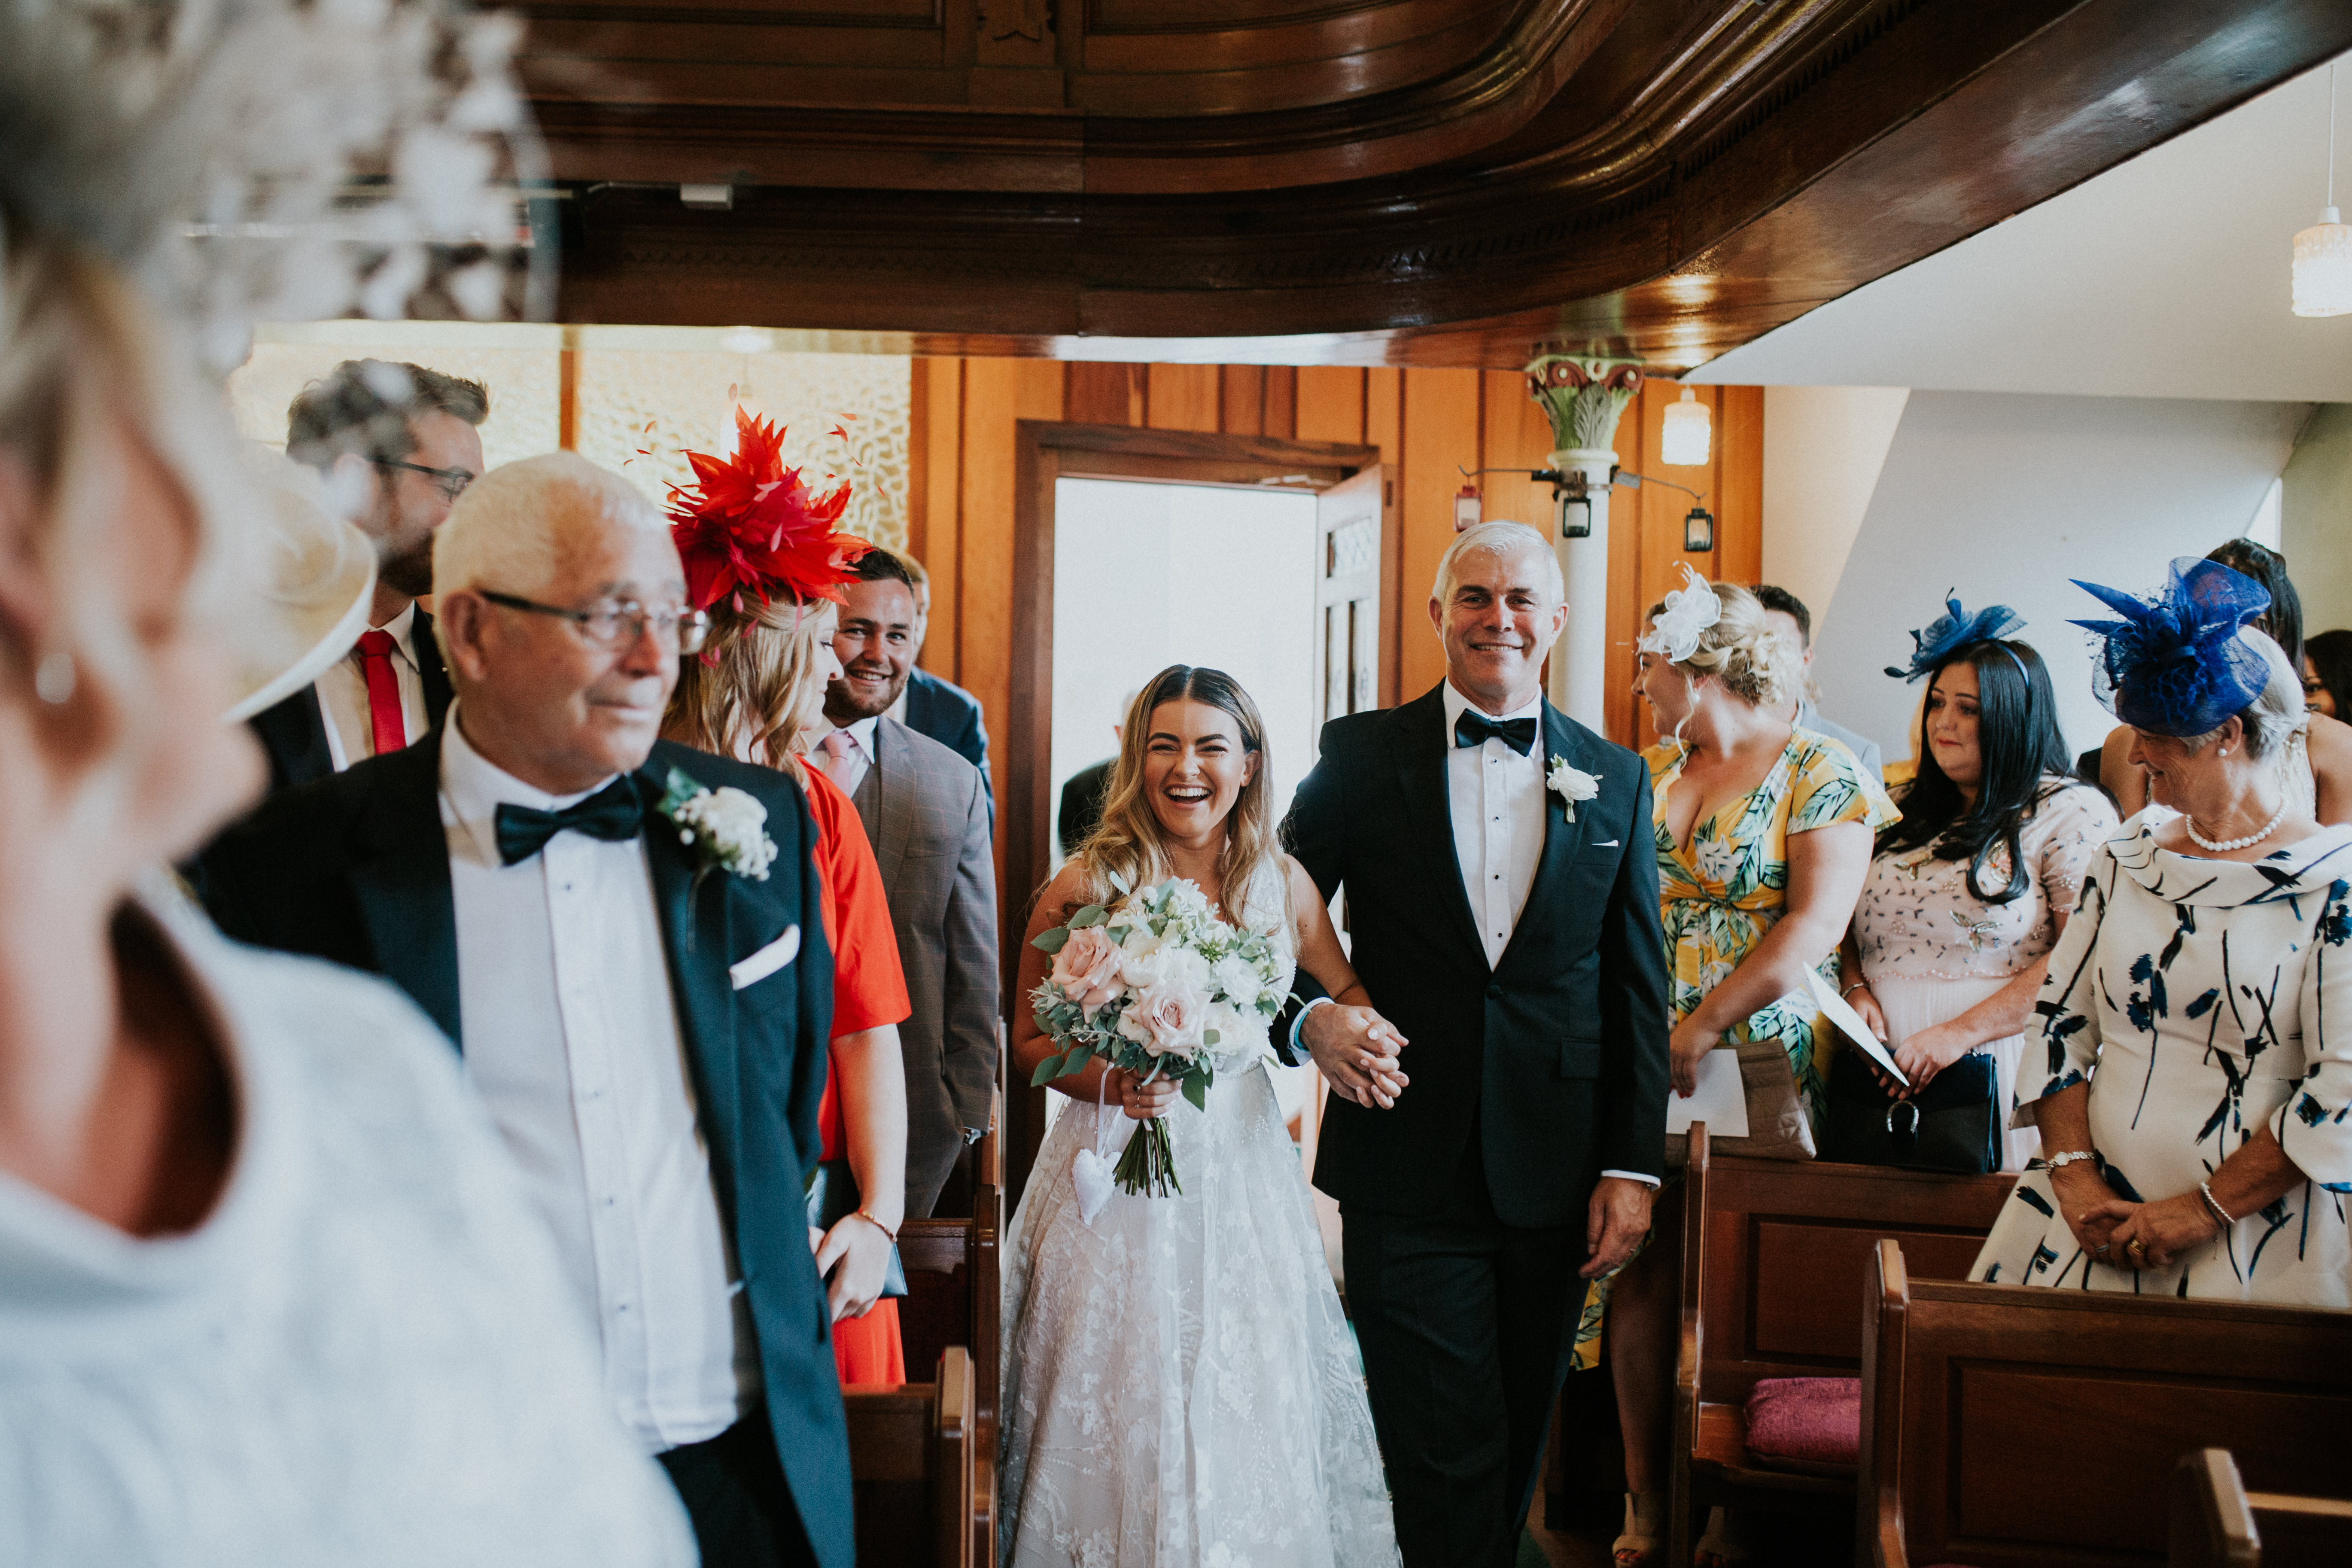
[200,452,855,1568]
[239,359,488,793]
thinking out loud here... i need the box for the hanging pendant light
[2294,64,2352,317]
[1661,387,1711,466]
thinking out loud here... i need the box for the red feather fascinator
[668,406,866,613]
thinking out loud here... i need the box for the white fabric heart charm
[1071,1146,1115,1227]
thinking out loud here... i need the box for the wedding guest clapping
[661,408,916,1380]
[202,453,852,1568]
[1970,558,2352,1303]
[0,252,692,1562]
[1838,600,2117,1170]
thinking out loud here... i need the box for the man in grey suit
[813,549,1000,1217]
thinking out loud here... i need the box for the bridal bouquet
[1030,878,1289,1197]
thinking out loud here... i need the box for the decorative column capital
[1524,353,1646,458]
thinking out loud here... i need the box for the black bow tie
[494,777,645,866]
[1454,710,1537,753]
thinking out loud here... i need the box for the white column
[1548,445,1617,728]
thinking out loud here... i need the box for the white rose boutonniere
[1547,755,1601,820]
[658,767,778,882]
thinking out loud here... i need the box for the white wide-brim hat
[222,448,377,725]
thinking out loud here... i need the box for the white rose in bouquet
[1211,954,1263,1010]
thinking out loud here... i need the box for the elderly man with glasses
[199,452,856,1568]
[241,359,489,792]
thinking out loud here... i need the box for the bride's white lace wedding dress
[999,867,1402,1568]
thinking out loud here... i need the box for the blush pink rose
[1120,975,1211,1060]
[1049,925,1125,1014]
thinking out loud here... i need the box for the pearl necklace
[2184,797,2290,853]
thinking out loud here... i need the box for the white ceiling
[1690,54,2352,401]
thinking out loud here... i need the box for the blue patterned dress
[1968,815,2352,1303]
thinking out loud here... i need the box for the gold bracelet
[853,1208,899,1244]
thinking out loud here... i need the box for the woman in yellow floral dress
[1598,570,1896,1568]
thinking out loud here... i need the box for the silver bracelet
[2045,1149,2099,1171]
[2198,1180,2236,1229]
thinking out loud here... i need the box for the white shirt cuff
[1290,995,1336,1053]
[1600,1169,1661,1187]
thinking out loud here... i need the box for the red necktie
[353,629,407,759]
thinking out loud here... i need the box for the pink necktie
[353,629,406,758]
[817,728,857,783]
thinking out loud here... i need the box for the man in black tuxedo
[1282,521,1671,1568]
[246,359,484,791]
[200,453,851,1568]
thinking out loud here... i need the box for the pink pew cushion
[1743,1376,1861,1476]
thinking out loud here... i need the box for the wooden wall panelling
[1294,366,1366,446]
[910,357,966,678]
[1065,362,1146,427]
[1145,363,1222,432]
[1221,365,1265,437]
[1366,368,1405,706]
[1476,369,1553,536]
[1263,366,1297,441]
[1396,368,1481,703]
[955,356,1065,897]
[1716,386,1765,590]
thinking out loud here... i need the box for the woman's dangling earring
[33,650,74,705]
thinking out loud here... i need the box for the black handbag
[1821,1046,1999,1175]
[804,1161,908,1298]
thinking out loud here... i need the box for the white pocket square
[1596,839,1620,848]
[730,926,800,991]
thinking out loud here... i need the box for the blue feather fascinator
[1884,593,2026,682]
[2069,557,2271,737]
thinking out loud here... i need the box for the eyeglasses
[480,590,710,655]
[375,458,475,504]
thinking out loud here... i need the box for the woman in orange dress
[660,409,914,1384]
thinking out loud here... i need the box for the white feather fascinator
[0,0,546,374]
[1638,563,1726,667]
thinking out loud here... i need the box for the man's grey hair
[432,451,663,607]
[1434,521,1562,606]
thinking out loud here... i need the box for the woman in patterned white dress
[1000,666,1406,1568]
[1841,606,2118,1171]
[1971,560,2352,1300]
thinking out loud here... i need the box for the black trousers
[656,1410,820,1568]
[1342,1138,1586,1568]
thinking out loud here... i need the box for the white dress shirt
[810,713,880,799]
[315,600,429,771]
[439,714,755,1452]
[1441,682,1547,969]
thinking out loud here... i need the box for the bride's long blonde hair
[663,595,839,783]
[1068,664,1288,930]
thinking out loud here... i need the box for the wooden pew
[1861,1241,2352,1568]
[845,1346,977,1568]
[1669,1123,2013,1563]
[2170,1448,2352,1568]
[897,1101,1001,1565]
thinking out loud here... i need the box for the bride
[1001,664,1407,1568]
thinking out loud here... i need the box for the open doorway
[1002,421,1394,1205]
[1049,477,1320,856]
